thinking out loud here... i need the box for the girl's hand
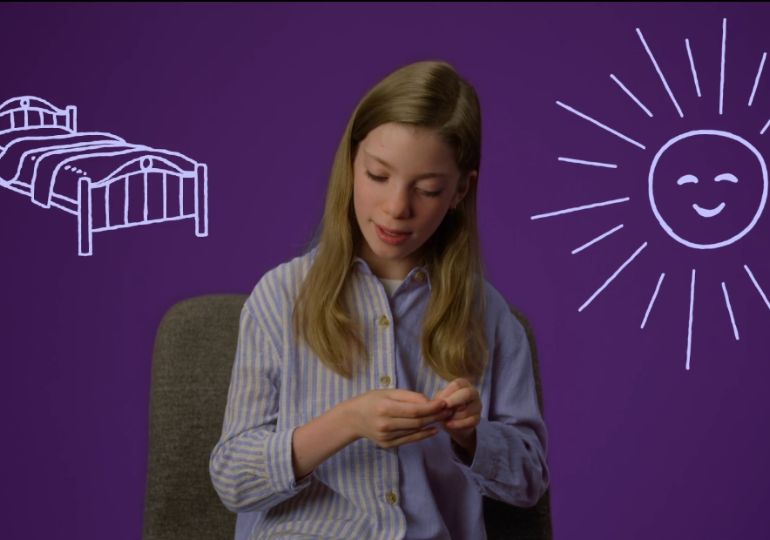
[343,389,453,449]
[433,378,482,449]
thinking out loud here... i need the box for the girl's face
[352,122,473,279]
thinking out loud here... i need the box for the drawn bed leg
[195,163,208,237]
[78,177,93,256]
[66,105,77,132]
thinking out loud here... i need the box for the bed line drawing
[0,96,208,256]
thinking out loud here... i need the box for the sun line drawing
[572,223,624,255]
[532,18,770,370]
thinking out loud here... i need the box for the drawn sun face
[649,129,768,249]
[532,18,770,370]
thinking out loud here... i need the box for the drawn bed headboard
[0,94,207,257]
[0,96,77,135]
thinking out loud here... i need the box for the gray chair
[143,295,552,540]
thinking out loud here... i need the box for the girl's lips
[375,224,410,245]
[378,224,410,235]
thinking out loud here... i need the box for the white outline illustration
[0,96,209,256]
[571,224,624,255]
[721,281,740,341]
[685,38,702,98]
[637,27,684,118]
[648,129,768,249]
[641,272,666,329]
[532,18,770,370]
[748,52,766,107]
[610,74,654,118]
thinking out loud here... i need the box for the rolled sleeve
[264,426,313,494]
[209,287,312,513]
[449,306,550,507]
[450,418,502,477]
[450,417,548,507]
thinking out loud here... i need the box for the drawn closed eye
[676,173,699,185]
[715,172,739,183]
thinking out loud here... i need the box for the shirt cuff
[449,418,502,480]
[264,426,313,495]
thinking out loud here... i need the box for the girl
[210,60,549,540]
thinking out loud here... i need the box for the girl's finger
[388,389,431,404]
[436,382,457,400]
[387,398,447,419]
[432,388,449,402]
[386,409,454,432]
[444,388,477,408]
[388,426,439,446]
[383,427,425,440]
[446,415,479,429]
[446,409,469,422]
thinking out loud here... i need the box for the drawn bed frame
[0,96,208,255]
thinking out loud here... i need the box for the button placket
[377,314,394,388]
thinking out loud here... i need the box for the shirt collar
[351,255,431,290]
[310,244,431,289]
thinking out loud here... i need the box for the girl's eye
[366,171,442,197]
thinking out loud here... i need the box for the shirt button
[386,491,398,505]
[378,315,390,327]
[379,375,392,387]
[413,271,425,283]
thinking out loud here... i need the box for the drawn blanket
[0,131,196,206]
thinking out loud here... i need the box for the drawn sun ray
[721,281,740,340]
[530,196,630,220]
[637,27,684,118]
[760,117,770,135]
[720,18,727,115]
[578,241,648,312]
[610,74,654,117]
[748,52,766,107]
[572,223,624,255]
[685,38,702,97]
[558,156,618,168]
[687,269,696,370]
[744,264,770,310]
[641,272,666,329]
[542,18,770,370]
[555,101,646,149]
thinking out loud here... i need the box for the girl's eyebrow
[363,150,449,181]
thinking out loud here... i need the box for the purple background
[2,3,770,539]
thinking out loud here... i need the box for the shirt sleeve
[209,285,312,513]
[448,307,550,507]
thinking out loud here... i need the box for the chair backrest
[143,295,552,540]
[144,295,244,540]
[483,305,553,540]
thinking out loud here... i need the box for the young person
[210,60,549,540]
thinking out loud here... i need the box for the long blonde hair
[292,60,487,383]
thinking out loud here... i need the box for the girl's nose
[384,188,412,218]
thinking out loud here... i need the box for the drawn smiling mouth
[692,202,726,218]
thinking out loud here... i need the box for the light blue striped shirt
[209,247,549,539]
